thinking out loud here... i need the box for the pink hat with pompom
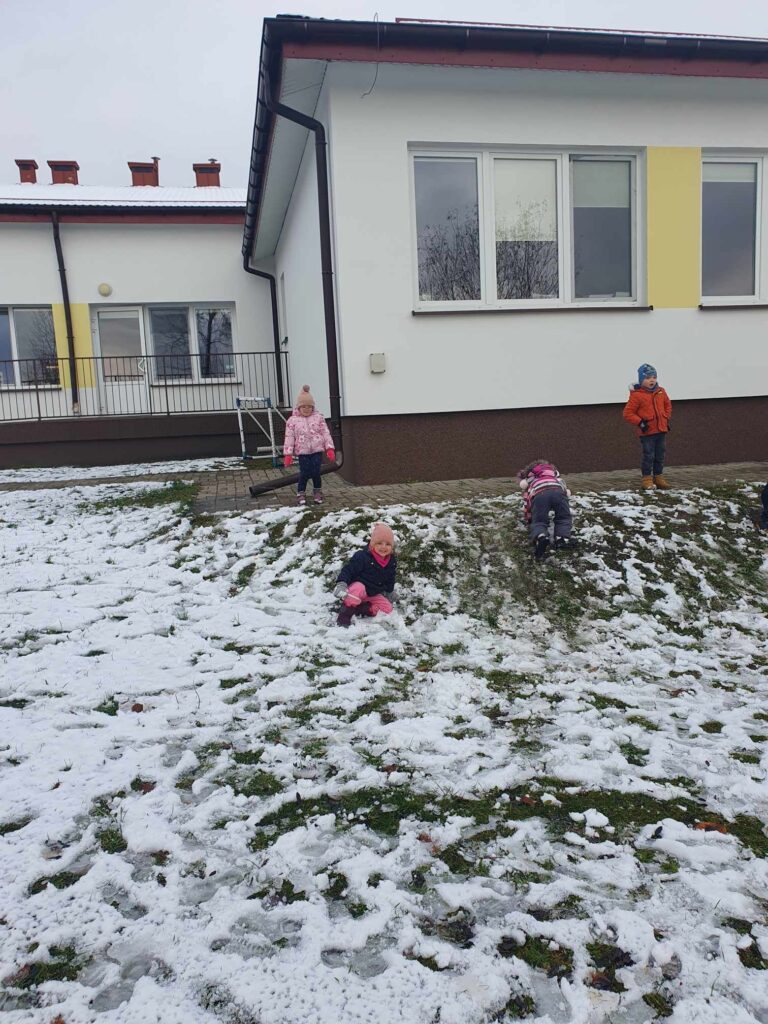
[295,384,315,408]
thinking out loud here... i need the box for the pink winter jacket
[283,409,334,457]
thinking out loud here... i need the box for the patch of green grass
[227,770,282,798]
[422,908,474,948]
[738,941,768,970]
[230,563,256,593]
[642,992,674,1018]
[498,935,573,979]
[722,917,753,935]
[626,714,659,731]
[497,993,536,1019]
[590,693,630,711]
[220,676,249,689]
[700,720,723,734]
[483,669,540,694]
[97,827,128,854]
[0,697,30,709]
[634,848,656,863]
[732,751,761,765]
[28,870,84,895]
[95,695,118,716]
[0,816,32,836]
[233,749,264,765]
[586,941,633,992]
[5,945,86,989]
[659,857,679,874]
[90,479,199,513]
[222,641,254,655]
[620,741,648,765]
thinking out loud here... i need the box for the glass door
[94,309,151,415]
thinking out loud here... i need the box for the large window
[702,161,758,299]
[146,305,235,381]
[0,307,59,387]
[412,149,638,309]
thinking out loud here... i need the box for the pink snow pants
[343,582,393,616]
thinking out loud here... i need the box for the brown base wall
[0,413,285,469]
[339,396,768,485]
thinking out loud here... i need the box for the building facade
[246,18,768,484]
[0,160,280,467]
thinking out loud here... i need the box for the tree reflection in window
[415,157,481,301]
[13,308,59,385]
[495,159,558,300]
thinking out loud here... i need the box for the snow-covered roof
[0,184,246,208]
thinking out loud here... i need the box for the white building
[0,159,280,466]
[245,17,768,484]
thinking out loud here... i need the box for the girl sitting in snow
[518,459,574,561]
[333,523,397,627]
[282,384,335,506]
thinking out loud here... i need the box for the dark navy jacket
[337,546,397,596]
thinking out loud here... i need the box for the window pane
[495,159,558,300]
[98,311,143,380]
[702,162,756,296]
[149,308,191,379]
[414,157,481,301]
[195,308,234,378]
[0,309,13,387]
[13,308,59,385]
[572,160,632,299]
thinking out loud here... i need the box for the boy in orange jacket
[622,363,672,490]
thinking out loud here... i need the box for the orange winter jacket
[622,385,672,437]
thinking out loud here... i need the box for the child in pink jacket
[283,385,335,505]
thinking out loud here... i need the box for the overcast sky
[3,0,768,188]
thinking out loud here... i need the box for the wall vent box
[369,353,386,374]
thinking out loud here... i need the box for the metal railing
[0,351,290,421]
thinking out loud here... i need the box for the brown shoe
[641,476,655,490]
[654,475,670,489]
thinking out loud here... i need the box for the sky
[3,0,768,189]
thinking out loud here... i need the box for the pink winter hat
[370,522,395,547]
[295,384,315,408]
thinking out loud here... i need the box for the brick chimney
[128,157,160,186]
[48,160,79,184]
[15,159,39,184]
[193,159,221,187]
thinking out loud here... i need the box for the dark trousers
[640,433,667,477]
[529,489,572,541]
[761,484,768,528]
[297,452,322,493]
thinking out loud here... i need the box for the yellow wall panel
[52,303,96,388]
[647,147,701,309]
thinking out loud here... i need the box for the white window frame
[144,303,238,385]
[700,153,764,306]
[410,146,643,311]
[0,305,60,390]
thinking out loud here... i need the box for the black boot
[533,535,550,561]
[554,536,576,552]
[336,604,355,627]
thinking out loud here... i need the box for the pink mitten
[326,449,336,461]
[283,454,293,468]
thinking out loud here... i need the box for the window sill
[699,302,768,310]
[149,378,240,387]
[412,304,652,316]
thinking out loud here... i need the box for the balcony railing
[0,351,290,421]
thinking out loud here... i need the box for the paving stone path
[2,460,766,514]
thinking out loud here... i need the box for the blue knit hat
[637,363,657,384]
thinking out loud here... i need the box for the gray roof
[0,184,246,208]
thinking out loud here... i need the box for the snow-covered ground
[0,456,247,484]
[1,478,767,1024]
